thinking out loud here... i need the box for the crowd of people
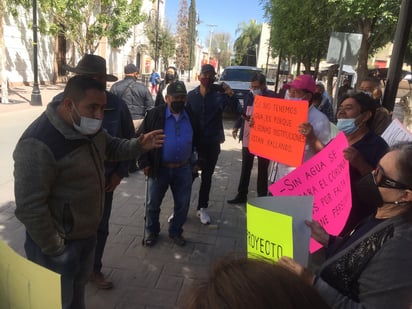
[12,54,412,309]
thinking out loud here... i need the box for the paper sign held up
[249,96,309,167]
[270,132,351,252]
[247,196,314,266]
[381,118,412,146]
[0,240,61,308]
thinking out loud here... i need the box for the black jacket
[137,104,201,178]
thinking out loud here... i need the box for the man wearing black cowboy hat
[65,54,137,289]
[14,74,165,308]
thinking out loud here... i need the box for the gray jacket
[14,100,145,256]
[315,214,412,308]
[110,76,154,120]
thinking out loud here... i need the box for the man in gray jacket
[13,75,164,309]
[110,63,154,173]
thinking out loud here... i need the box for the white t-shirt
[269,104,331,183]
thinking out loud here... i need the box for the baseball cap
[64,54,117,82]
[287,74,316,94]
[167,81,187,96]
[124,63,138,74]
[201,64,216,75]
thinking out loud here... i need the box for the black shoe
[227,195,247,204]
[145,234,158,247]
[169,235,186,247]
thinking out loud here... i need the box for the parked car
[218,66,263,104]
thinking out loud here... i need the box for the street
[0,81,248,308]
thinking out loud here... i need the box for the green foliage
[212,32,232,69]
[175,0,189,71]
[6,0,145,54]
[233,20,261,66]
[261,0,401,79]
[144,17,176,71]
[188,0,197,69]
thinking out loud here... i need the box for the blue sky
[164,0,268,46]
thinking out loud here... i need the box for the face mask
[71,103,102,135]
[336,118,359,135]
[356,172,383,208]
[200,77,214,88]
[252,89,262,96]
[288,97,305,101]
[171,101,185,114]
[359,90,372,97]
[166,73,175,81]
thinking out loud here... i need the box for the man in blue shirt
[138,81,200,247]
[186,64,241,224]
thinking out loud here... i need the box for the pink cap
[287,74,316,94]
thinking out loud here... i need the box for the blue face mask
[336,118,359,135]
[252,89,262,96]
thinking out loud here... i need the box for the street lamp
[31,0,42,106]
[206,24,217,64]
[154,0,160,70]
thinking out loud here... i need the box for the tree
[264,0,335,75]
[327,0,400,85]
[233,20,261,66]
[210,32,232,70]
[8,0,145,55]
[188,0,197,72]
[263,0,401,85]
[175,0,189,72]
[145,19,176,71]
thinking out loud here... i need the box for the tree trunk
[356,20,372,89]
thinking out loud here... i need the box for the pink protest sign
[269,132,351,252]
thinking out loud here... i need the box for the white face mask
[71,103,102,135]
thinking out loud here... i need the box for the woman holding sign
[278,142,412,308]
[335,92,388,235]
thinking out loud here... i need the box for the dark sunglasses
[372,165,410,190]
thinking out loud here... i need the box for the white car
[218,66,263,104]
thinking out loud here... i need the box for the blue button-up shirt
[162,107,193,163]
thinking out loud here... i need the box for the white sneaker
[167,213,174,223]
[197,208,211,225]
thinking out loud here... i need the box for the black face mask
[166,73,175,82]
[171,101,185,113]
[356,172,384,208]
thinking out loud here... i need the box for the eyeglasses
[372,165,410,190]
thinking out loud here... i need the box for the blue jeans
[197,142,220,209]
[94,191,113,272]
[24,232,96,309]
[145,164,192,237]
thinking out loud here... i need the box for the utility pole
[31,0,42,106]
[206,24,217,64]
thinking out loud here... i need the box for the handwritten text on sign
[247,203,293,262]
[249,96,309,167]
[269,132,351,252]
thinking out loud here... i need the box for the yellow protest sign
[0,240,61,309]
[247,203,293,262]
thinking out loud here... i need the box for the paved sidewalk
[0,81,252,309]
